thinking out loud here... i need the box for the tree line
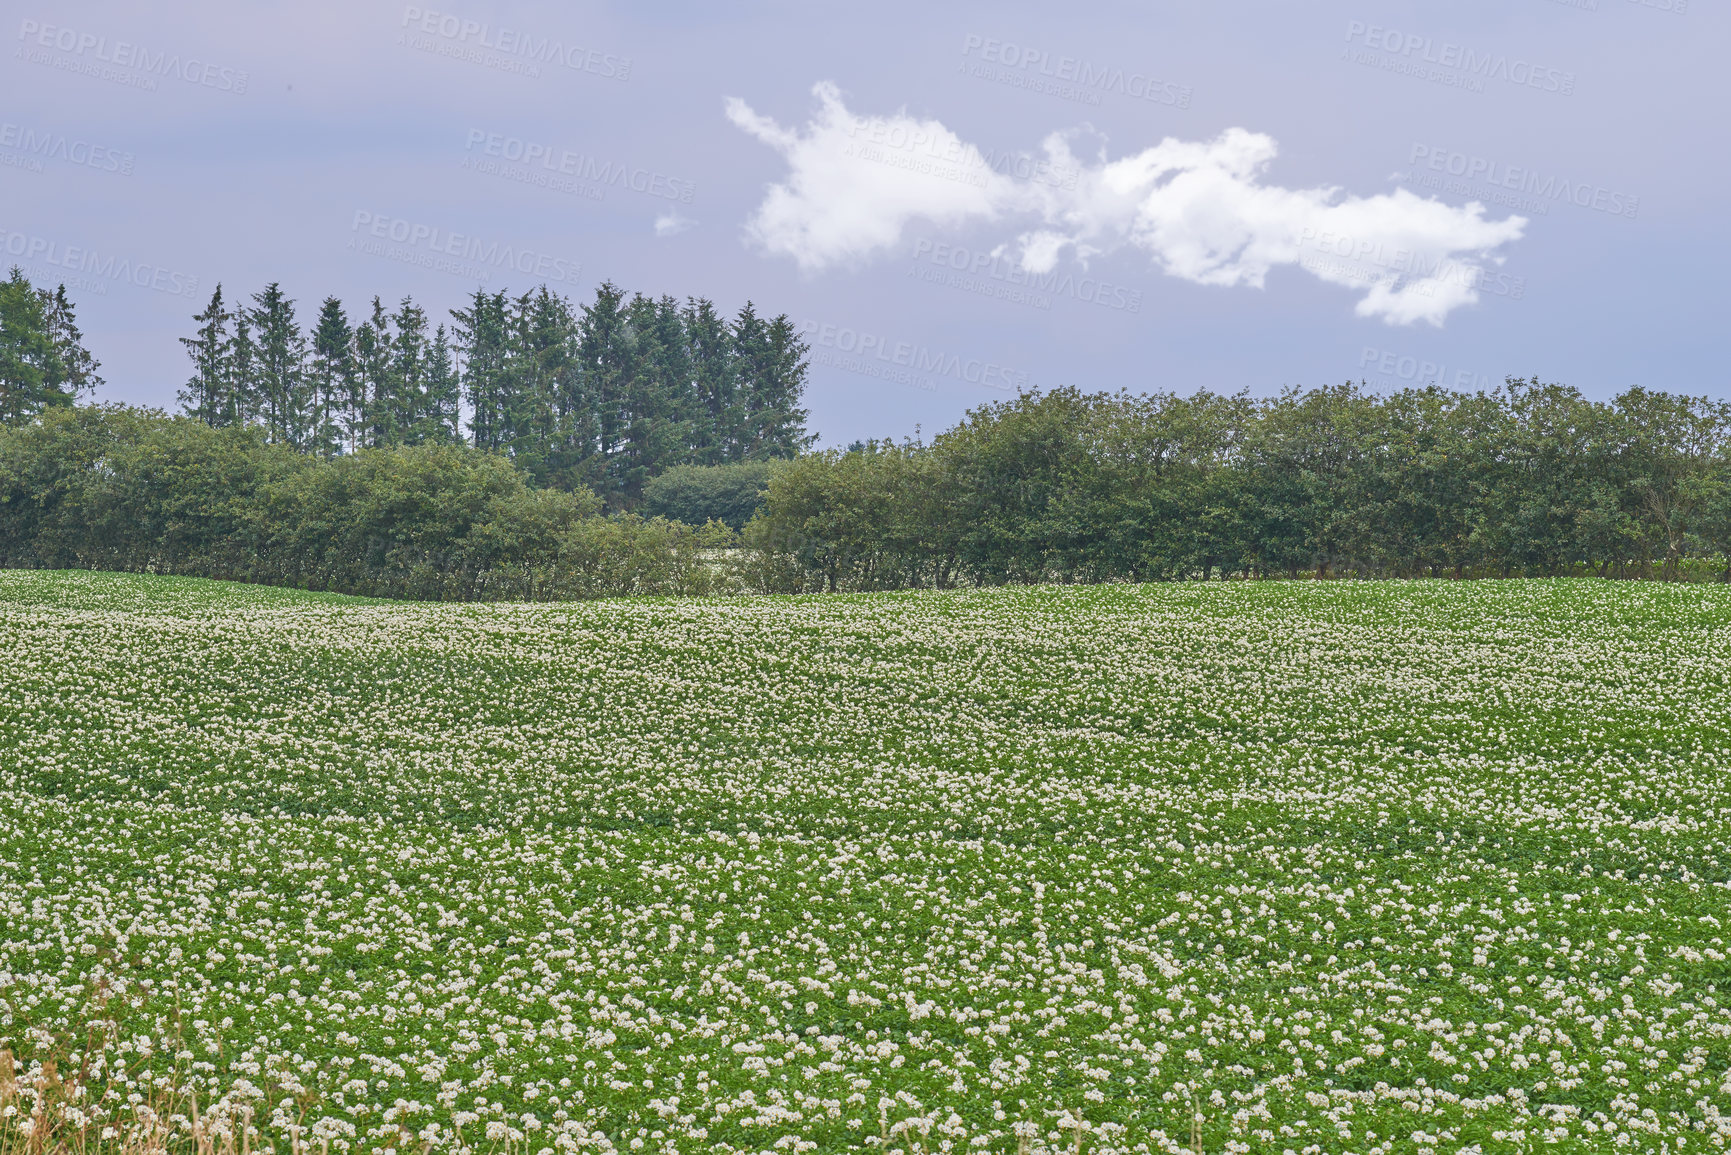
[7,381,1729,603]
[175,280,812,506]
[0,406,739,600]
[745,382,1731,590]
[8,267,1731,599]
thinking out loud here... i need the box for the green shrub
[640,461,780,530]
[0,406,736,601]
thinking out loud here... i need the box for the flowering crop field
[3,571,1730,1155]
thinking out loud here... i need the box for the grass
[2,571,1729,1154]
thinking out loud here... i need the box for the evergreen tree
[308,296,356,456]
[38,284,102,399]
[619,293,693,500]
[227,305,258,430]
[540,290,591,486]
[683,297,738,464]
[420,324,461,444]
[0,267,68,425]
[509,286,572,481]
[575,282,635,505]
[179,285,233,427]
[453,289,510,451]
[753,313,812,458]
[389,297,430,443]
[733,302,812,460]
[355,297,394,449]
[247,283,307,447]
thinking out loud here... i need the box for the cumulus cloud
[726,83,1526,326]
[724,81,1019,271]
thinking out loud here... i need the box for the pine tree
[503,286,569,480]
[421,324,461,444]
[179,285,233,427]
[248,283,308,447]
[730,302,811,460]
[308,296,356,456]
[748,312,812,459]
[537,288,590,488]
[226,306,257,430]
[38,284,102,399]
[575,281,635,505]
[683,297,738,464]
[355,297,394,449]
[731,301,766,456]
[0,267,66,425]
[619,293,693,499]
[453,288,510,451]
[389,297,429,444]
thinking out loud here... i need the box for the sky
[1,0,1721,448]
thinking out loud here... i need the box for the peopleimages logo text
[400,7,630,79]
[843,117,1078,191]
[0,228,199,297]
[910,240,1142,313]
[798,319,1024,393]
[350,211,581,284]
[1294,226,1527,301]
[1407,144,1638,219]
[16,19,249,92]
[463,131,693,202]
[0,122,133,175]
[1359,346,1496,391]
[959,35,1193,108]
[1344,22,1575,94]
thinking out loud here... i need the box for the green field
[3,571,1729,1154]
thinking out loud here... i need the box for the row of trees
[0,267,103,424]
[0,407,737,600]
[747,381,1731,590]
[11,268,1731,597]
[177,281,812,505]
[5,384,1730,601]
[179,286,461,453]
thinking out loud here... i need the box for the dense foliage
[0,267,102,424]
[176,280,811,507]
[2,572,1729,1154]
[8,269,1731,598]
[748,383,1731,590]
[641,461,783,531]
[0,407,734,600]
[7,378,1731,603]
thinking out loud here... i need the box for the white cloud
[654,210,696,238]
[727,84,1526,326]
[723,81,1018,272]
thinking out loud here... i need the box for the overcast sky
[2,0,1720,446]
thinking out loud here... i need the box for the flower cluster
[1,570,1729,1154]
